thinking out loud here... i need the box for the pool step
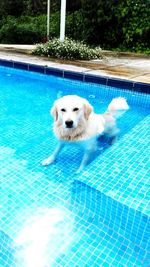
[70,197,149,267]
[73,116,150,263]
[75,115,150,216]
[72,181,149,254]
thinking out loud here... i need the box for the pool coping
[0,57,150,94]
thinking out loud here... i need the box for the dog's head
[51,95,93,129]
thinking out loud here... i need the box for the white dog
[41,95,129,172]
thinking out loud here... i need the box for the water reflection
[15,207,74,267]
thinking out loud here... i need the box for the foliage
[0,0,59,17]
[0,0,149,54]
[0,0,26,18]
[0,13,61,44]
[0,16,46,44]
[72,0,150,53]
[33,38,102,60]
[117,0,150,53]
[65,11,85,41]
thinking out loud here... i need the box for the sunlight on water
[15,208,74,267]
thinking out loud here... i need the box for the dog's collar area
[63,133,82,141]
[61,130,86,141]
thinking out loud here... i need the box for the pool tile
[29,64,45,73]
[46,67,63,77]
[107,78,133,90]
[0,62,149,267]
[14,61,28,70]
[0,59,13,67]
[64,70,83,81]
[134,82,150,94]
[84,74,107,85]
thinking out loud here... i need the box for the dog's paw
[76,166,84,173]
[41,156,55,166]
[76,168,81,174]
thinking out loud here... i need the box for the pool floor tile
[0,64,149,267]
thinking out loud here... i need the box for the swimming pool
[0,62,150,267]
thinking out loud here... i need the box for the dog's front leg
[76,140,97,173]
[41,142,64,166]
[76,150,91,173]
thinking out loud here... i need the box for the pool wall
[0,58,149,94]
[72,181,149,255]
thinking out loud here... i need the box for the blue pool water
[0,65,150,267]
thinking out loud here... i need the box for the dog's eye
[73,107,79,112]
[61,108,66,112]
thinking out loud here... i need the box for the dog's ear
[51,102,58,121]
[84,100,93,120]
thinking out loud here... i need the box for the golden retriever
[41,95,129,172]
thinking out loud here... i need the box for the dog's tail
[107,97,129,118]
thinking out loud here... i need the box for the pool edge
[0,58,149,94]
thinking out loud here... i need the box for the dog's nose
[65,120,73,128]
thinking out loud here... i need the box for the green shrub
[116,0,150,53]
[0,17,18,43]
[19,13,60,39]
[0,15,46,44]
[65,11,85,41]
[33,38,102,60]
[64,1,150,54]
[0,13,61,44]
[0,1,149,54]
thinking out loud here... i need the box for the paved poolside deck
[0,44,149,84]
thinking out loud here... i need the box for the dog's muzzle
[65,120,74,128]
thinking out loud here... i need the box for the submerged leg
[41,142,64,166]
[76,151,92,173]
[76,141,97,173]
